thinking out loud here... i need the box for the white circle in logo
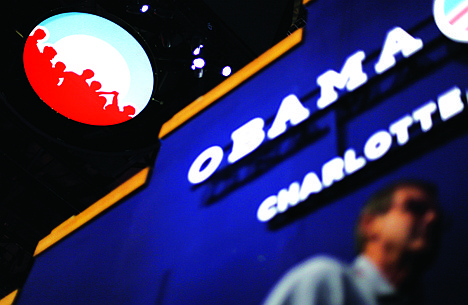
[434,0,468,43]
[52,35,132,108]
[24,12,155,126]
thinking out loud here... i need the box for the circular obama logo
[23,12,155,126]
[434,0,468,43]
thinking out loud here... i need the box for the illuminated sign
[23,12,154,126]
[13,1,468,304]
[187,94,311,184]
[434,0,468,43]
[318,27,422,109]
[187,18,467,222]
[257,86,465,221]
[187,27,423,186]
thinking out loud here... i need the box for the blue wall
[17,1,468,304]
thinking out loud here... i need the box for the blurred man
[263,181,442,305]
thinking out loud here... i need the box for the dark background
[10,0,468,304]
[0,0,302,298]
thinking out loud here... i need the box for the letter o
[188,146,224,184]
[363,130,393,161]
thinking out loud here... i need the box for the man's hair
[355,180,438,253]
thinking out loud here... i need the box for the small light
[193,44,204,56]
[192,58,205,69]
[195,69,204,78]
[221,66,232,77]
[141,4,150,13]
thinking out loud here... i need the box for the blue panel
[17,1,468,304]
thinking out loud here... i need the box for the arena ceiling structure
[0,0,304,298]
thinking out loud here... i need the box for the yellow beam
[32,3,308,259]
[20,5,310,299]
[159,28,304,139]
[0,290,18,305]
[34,167,151,256]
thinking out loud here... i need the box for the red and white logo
[23,12,154,126]
[434,0,468,43]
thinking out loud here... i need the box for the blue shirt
[262,255,408,305]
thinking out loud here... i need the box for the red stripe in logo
[450,4,468,24]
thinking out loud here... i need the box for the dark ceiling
[0,0,305,299]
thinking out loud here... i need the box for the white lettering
[363,130,393,161]
[228,118,266,163]
[437,87,464,121]
[188,146,224,184]
[277,182,301,213]
[321,157,345,187]
[257,195,278,222]
[267,94,310,139]
[257,85,467,221]
[191,26,429,186]
[316,51,367,109]
[344,148,366,174]
[413,101,437,132]
[299,172,323,201]
[389,115,413,145]
[374,27,423,74]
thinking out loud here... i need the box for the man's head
[356,181,442,266]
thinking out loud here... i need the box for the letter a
[374,27,423,74]
[228,117,266,163]
[267,94,310,139]
[316,51,367,109]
